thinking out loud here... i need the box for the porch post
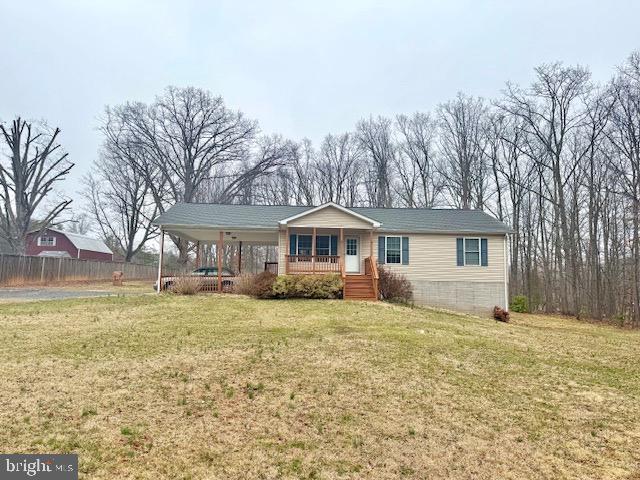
[195,241,201,268]
[369,230,374,259]
[238,241,242,274]
[312,227,316,273]
[285,226,290,274]
[218,231,223,292]
[339,227,345,277]
[156,228,164,293]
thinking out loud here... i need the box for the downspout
[504,233,510,311]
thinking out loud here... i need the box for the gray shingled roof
[154,203,511,234]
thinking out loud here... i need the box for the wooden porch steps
[343,274,377,300]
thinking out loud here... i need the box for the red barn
[26,228,113,262]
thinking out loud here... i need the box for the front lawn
[0,295,638,479]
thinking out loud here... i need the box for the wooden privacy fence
[0,254,157,286]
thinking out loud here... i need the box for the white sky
[1,0,639,207]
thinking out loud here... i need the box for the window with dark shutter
[457,237,489,267]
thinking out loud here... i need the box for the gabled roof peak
[278,202,382,227]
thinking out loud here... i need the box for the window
[38,236,56,247]
[297,235,312,255]
[316,235,330,256]
[464,238,480,266]
[385,236,401,264]
[346,238,357,256]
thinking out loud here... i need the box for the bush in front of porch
[237,272,343,299]
[272,274,343,299]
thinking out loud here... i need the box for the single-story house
[153,202,512,314]
[25,228,113,262]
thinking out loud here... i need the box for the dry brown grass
[0,296,639,479]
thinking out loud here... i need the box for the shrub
[169,276,202,295]
[377,266,413,304]
[493,306,510,322]
[510,294,529,313]
[234,274,257,296]
[272,274,343,299]
[248,271,277,299]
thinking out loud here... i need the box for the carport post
[156,228,164,294]
[238,241,242,274]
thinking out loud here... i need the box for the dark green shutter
[456,238,464,266]
[289,234,297,256]
[330,235,338,256]
[378,236,386,264]
[481,238,488,266]
[401,237,409,265]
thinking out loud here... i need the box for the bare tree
[64,212,92,235]
[607,52,640,325]
[106,87,258,261]
[438,93,488,209]
[83,127,159,262]
[316,133,362,206]
[394,113,442,207]
[201,134,293,204]
[500,63,596,315]
[0,118,73,254]
[357,116,395,207]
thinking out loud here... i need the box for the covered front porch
[282,227,377,276]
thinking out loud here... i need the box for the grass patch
[0,295,639,478]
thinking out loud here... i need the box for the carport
[155,224,279,293]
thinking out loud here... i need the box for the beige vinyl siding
[379,233,506,283]
[287,206,373,229]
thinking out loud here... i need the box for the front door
[345,236,360,273]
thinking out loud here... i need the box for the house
[153,202,512,314]
[25,228,113,262]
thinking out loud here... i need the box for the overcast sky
[1,0,639,205]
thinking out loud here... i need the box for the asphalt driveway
[0,287,117,302]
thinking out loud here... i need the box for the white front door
[345,237,360,273]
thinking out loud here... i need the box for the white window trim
[385,235,403,264]
[463,237,481,266]
[37,235,56,247]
